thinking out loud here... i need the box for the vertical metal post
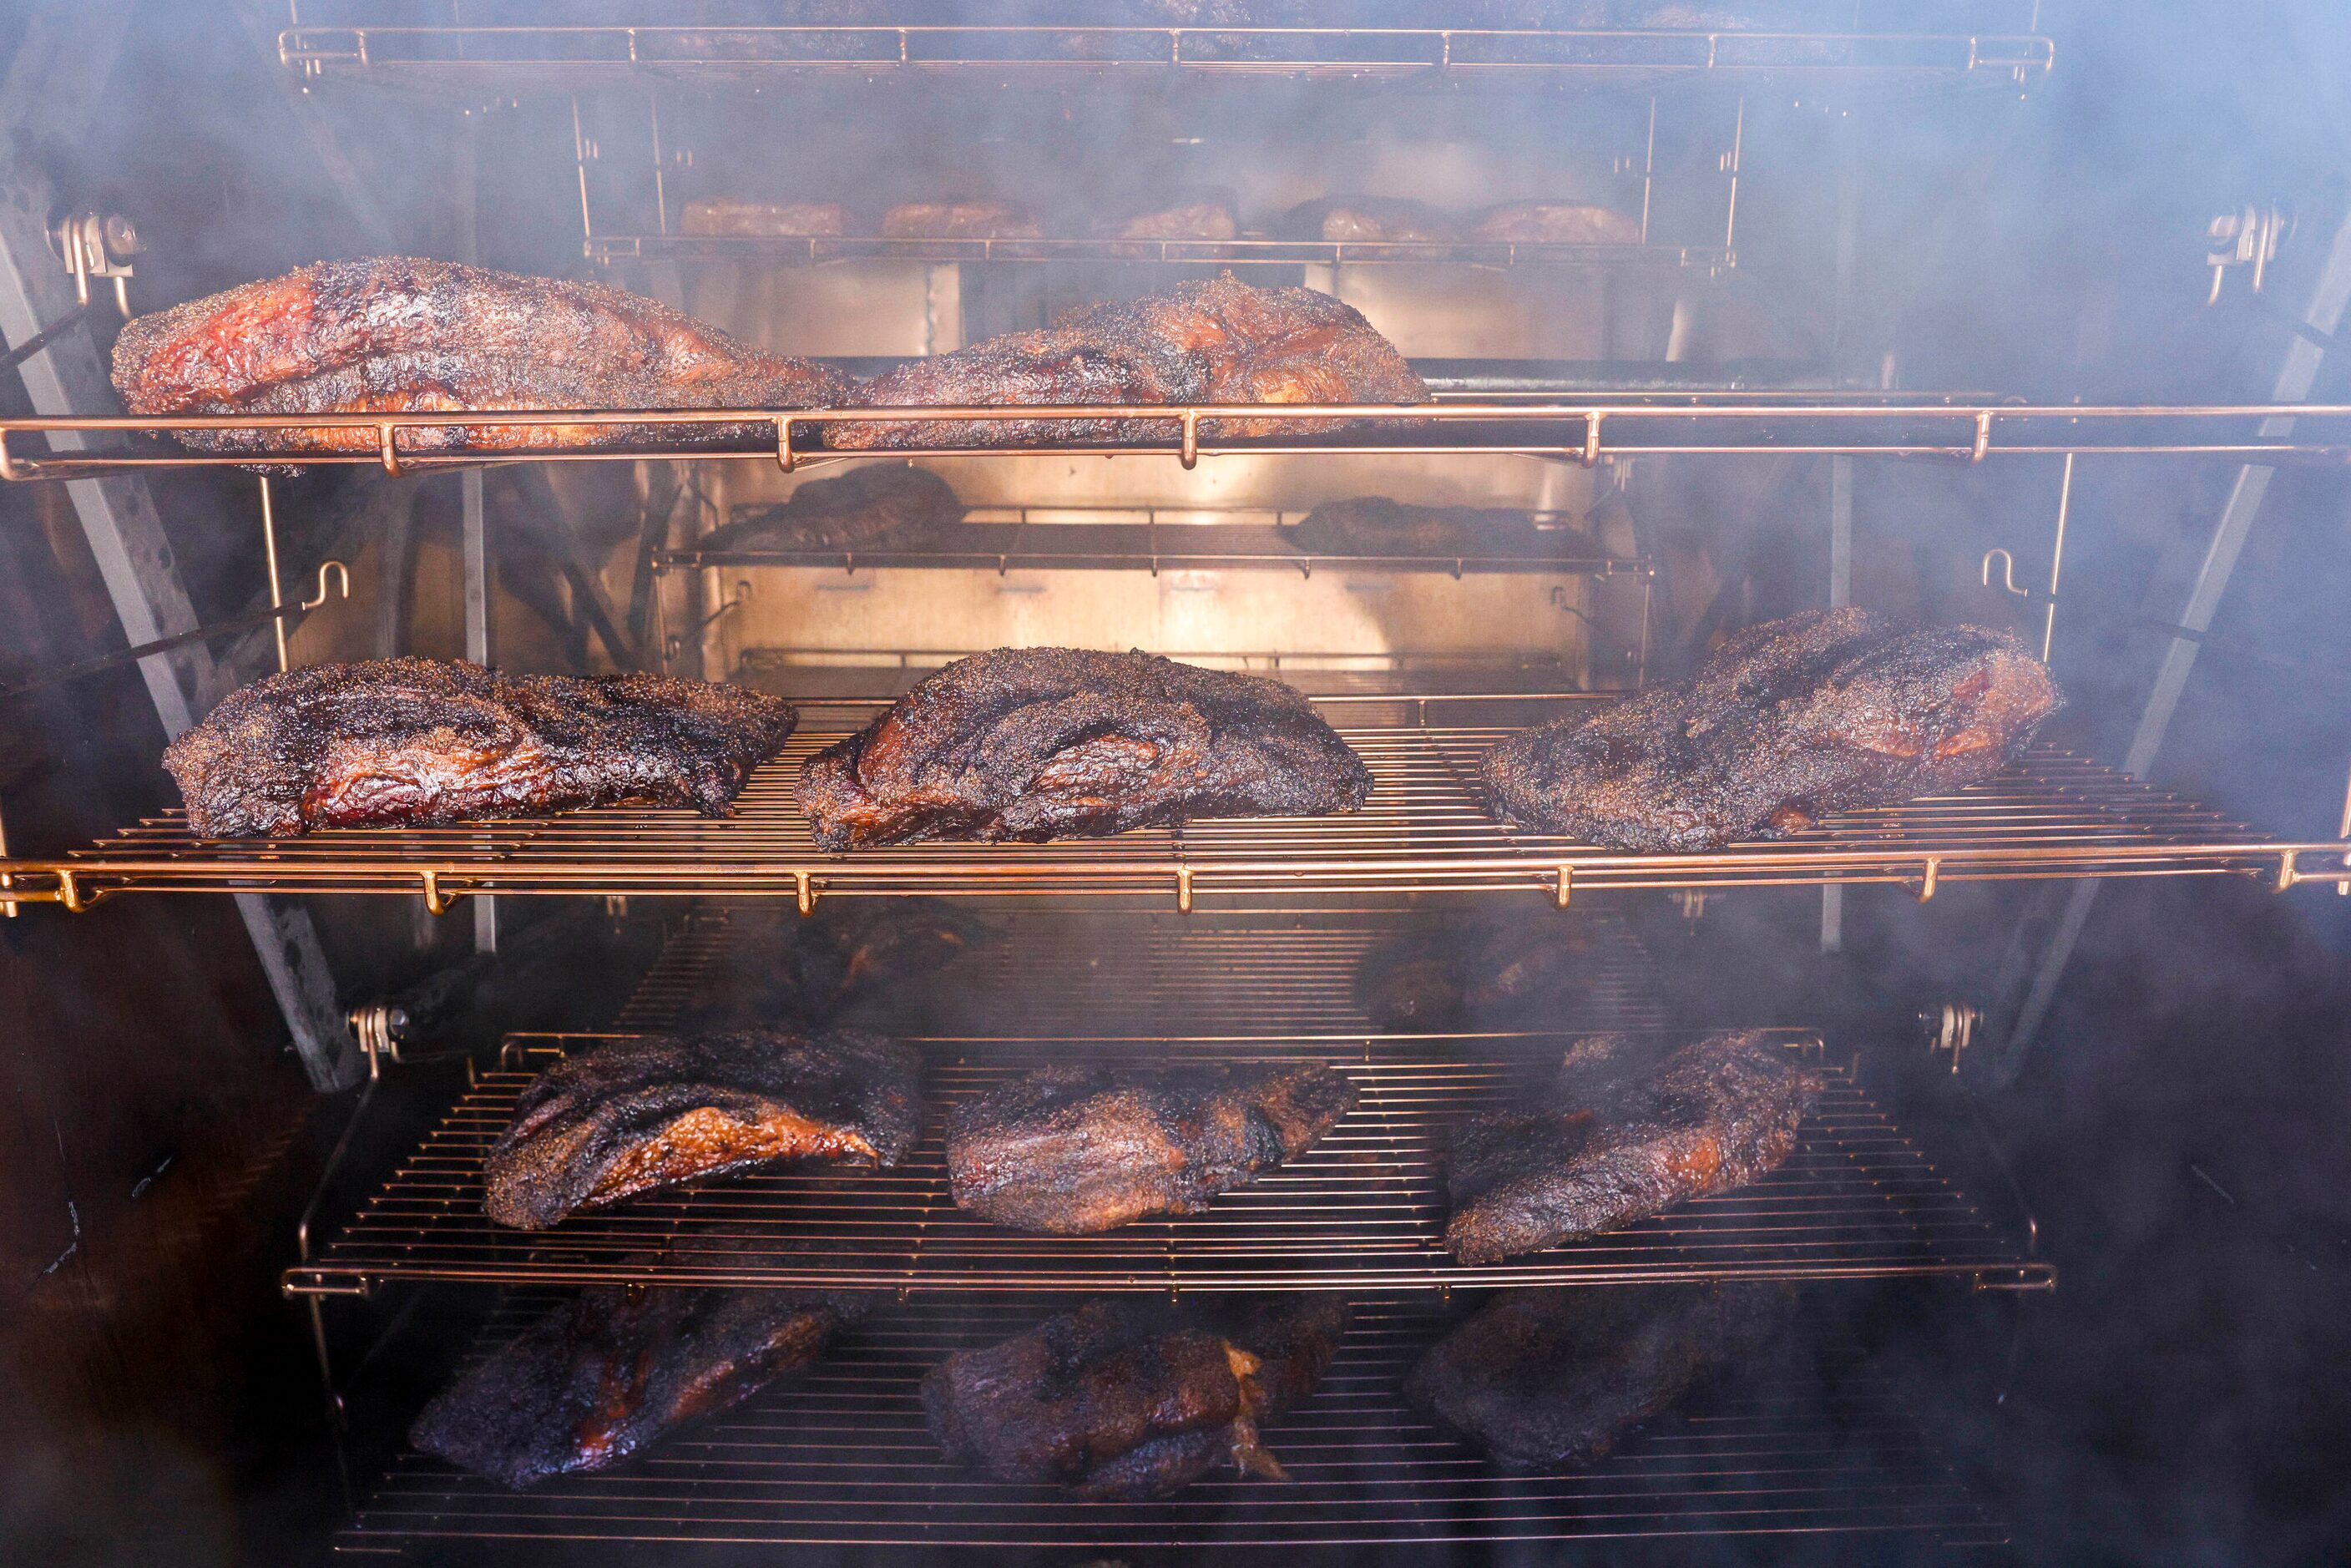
[456,107,496,954]
[1821,111,1858,954]
[1722,96,1744,251]
[647,92,669,237]
[1638,96,1656,245]
[260,476,290,673]
[2042,452,2074,662]
[570,96,594,250]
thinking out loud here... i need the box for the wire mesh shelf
[663,515,1649,577]
[587,230,1736,271]
[6,721,2333,912]
[13,401,2351,482]
[278,22,2053,95]
[284,1024,2050,1297]
[340,1294,2005,1555]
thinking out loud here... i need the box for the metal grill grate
[339,1296,2006,1554]
[286,1029,2049,1297]
[7,729,2325,912]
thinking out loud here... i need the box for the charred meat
[881,199,1043,239]
[1360,913,1600,1033]
[482,1029,922,1230]
[111,258,850,460]
[796,647,1372,850]
[162,657,796,838]
[1286,197,1457,243]
[923,1295,1348,1499]
[1093,199,1241,240]
[412,1282,867,1489]
[1465,202,1642,245]
[680,198,849,236]
[1403,1282,1792,1467]
[698,464,964,554]
[1286,496,1558,559]
[1445,1032,1823,1265]
[675,898,992,1032]
[1481,608,2063,851]
[832,276,1427,448]
[946,1060,1358,1234]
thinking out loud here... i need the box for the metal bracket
[53,210,139,317]
[1923,1001,1979,1074]
[2207,203,2290,305]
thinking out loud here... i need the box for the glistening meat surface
[795,648,1373,850]
[832,276,1427,448]
[1444,1032,1823,1266]
[923,1296,1348,1499]
[412,1281,866,1490]
[1481,608,2064,852]
[945,1060,1358,1233]
[482,1029,923,1230]
[110,257,850,460]
[162,658,796,838]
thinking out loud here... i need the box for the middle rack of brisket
[945,1060,1359,1234]
[1444,1031,1824,1266]
[795,647,1373,850]
[831,276,1428,449]
[482,1029,923,1230]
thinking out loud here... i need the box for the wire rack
[278,22,2054,94]
[588,231,1737,271]
[285,1025,2049,1297]
[8,723,2333,912]
[339,1295,2007,1555]
[13,402,2351,482]
[663,516,1650,578]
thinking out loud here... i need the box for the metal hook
[1981,548,2028,597]
[301,560,351,610]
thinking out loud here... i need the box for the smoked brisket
[162,657,796,838]
[698,464,964,554]
[1444,1032,1823,1265]
[111,257,850,461]
[1404,1282,1792,1467]
[482,1029,922,1230]
[923,1295,1348,1499]
[1481,608,2063,852]
[412,1282,867,1489]
[945,1060,1358,1233]
[832,276,1427,448]
[795,647,1373,850]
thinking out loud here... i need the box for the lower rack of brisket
[342,1292,2005,1555]
[286,1026,2047,1297]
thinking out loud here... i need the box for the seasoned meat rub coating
[1466,202,1642,245]
[111,258,850,460]
[946,1060,1358,1233]
[923,1296,1348,1499]
[699,464,964,554]
[1094,200,1241,240]
[1286,495,1548,558]
[796,647,1373,850]
[881,199,1043,239]
[675,898,991,1032]
[1286,197,1457,243]
[681,199,849,237]
[832,276,1428,448]
[1481,608,2063,852]
[412,1282,867,1490]
[1404,1282,1792,1467]
[482,1029,922,1230]
[1444,1032,1823,1265]
[162,658,796,838]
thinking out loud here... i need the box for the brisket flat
[1466,201,1643,245]
[946,1060,1358,1233]
[698,464,964,554]
[923,1295,1348,1499]
[412,1282,867,1489]
[482,1029,922,1230]
[162,657,796,838]
[1286,495,1555,558]
[1444,1032,1823,1265]
[1403,1282,1792,1467]
[674,898,991,1032]
[111,257,849,461]
[1481,608,2063,852]
[832,276,1427,448]
[1359,913,1601,1033]
[796,647,1373,850]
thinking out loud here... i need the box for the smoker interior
[6,5,2351,1566]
